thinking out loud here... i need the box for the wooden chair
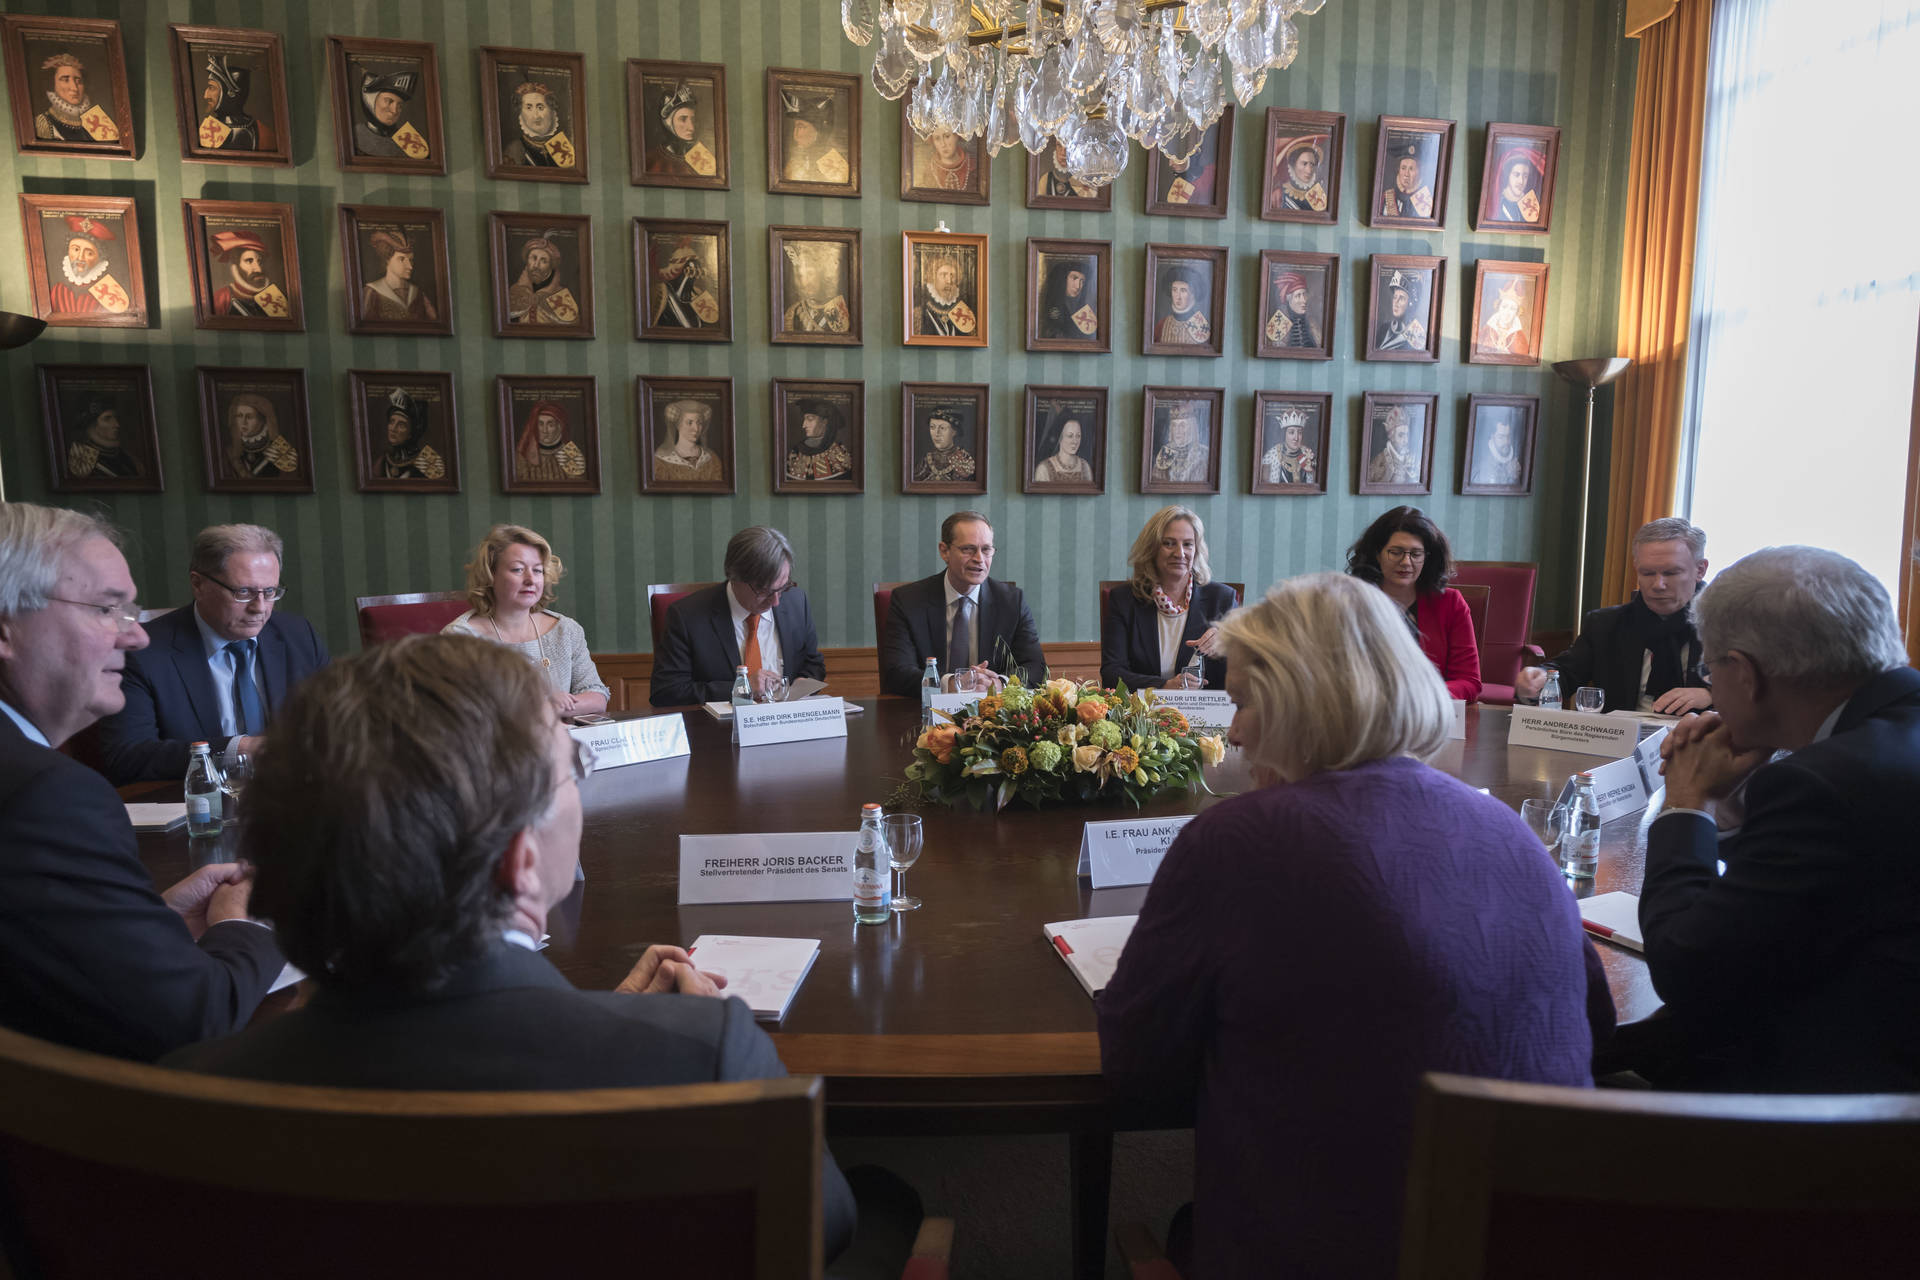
[1095,580,1247,633]
[648,581,720,651]
[354,590,468,649]
[1448,561,1544,705]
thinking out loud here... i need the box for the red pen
[1052,935,1074,957]
[1581,920,1615,939]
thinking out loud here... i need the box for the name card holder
[924,691,978,720]
[1075,815,1196,889]
[735,698,848,748]
[569,713,690,771]
[1633,724,1672,794]
[1508,706,1639,758]
[678,832,856,905]
[1151,689,1237,728]
[1449,699,1468,740]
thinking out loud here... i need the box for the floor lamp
[1551,356,1632,625]
[0,310,50,502]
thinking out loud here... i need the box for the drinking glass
[1574,686,1605,715]
[951,666,986,696]
[1519,799,1565,857]
[754,673,789,703]
[882,813,923,911]
[216,748,250,819]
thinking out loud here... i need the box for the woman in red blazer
[1345,506,1482,701]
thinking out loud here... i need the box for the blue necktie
[228,639,265,737]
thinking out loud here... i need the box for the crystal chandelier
[842,0,1328,187]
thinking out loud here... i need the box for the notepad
[1043,915,1138,997]
[1579,891,1644,952]
[685,934,821,1022]
[125,803,188,833]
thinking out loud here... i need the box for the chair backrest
[1399,1072,1920,1279]
[354,591,469,649]
[1452,582,1490,655]
[874,581,910,685]
[0,1024,825,1280]
[1449,561,1539,686]
[648,581,721,651]
[1097,580,1248,632]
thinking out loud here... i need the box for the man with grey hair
[1641,545,1918,1091]
[96,522,328,784]
[649,526,825,707]
[0,502,282,1060]
[1516,516,1712,713]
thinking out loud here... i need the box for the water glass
[1573,686,1605,714]
[951,666,986,696]
[215,748,250,819]
[882,813,923,912]
[753,673,788,703]
[1519,799,1565,856]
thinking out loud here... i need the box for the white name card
[1075,815,1195,888]
[1151,689,1236,727]
[1449,699,1468,740]
[569,713,690,771]
[924,691,978,719]
[1585,752,1652,824]
[1633,724,1671,793]
[677,832,856,905]
[1508,706,1639,758]
[734,698,848,747]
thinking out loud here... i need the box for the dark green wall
[0,0,1635,652]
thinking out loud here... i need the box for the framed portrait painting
[496,374,601,496]
[901,99,989,205]
[326,35,444,175]
[901,382,989,496]
[195,366,314,494]
[1261,107,1343,224]
[182,199,305,332]
[1370,115,1455,231]
[1461,394,1539,497]
[1143,243,1226,358]
[638,375,735,495]
[1023,385,1107,496]
[1140,386,1225,496]
[635,218,732,343]
[1255,249,1337,361]
[18,194,146,328]
[1026,237,1111,354]
[1365,253,1444,363]
[1358,391,1438,496]
[1476,123,1561,233]
[1,15,133,160]
[772,378,864,495]
[1250,392,1331,497]
[1144,108,1233,218]
[769,225,861,346]
[168,25,291,166]
[1027,137,1110,211]
[628,58,729,189]
[1469,259,1549,365]
[348,370,461,494]
[479,46,588,183]
[766,67,860,197]
[339,204,452,336]
[487,212,594,339]
[903,229,986,348]
[36,364,161,493]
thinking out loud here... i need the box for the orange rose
[916,723,959,764]
[1075,698,1108,726]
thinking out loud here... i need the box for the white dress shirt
[192,607,266,738]
[726,586,784,676]
[942,576,982,667]
[0,697,48,747]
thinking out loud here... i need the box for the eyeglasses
[47,597,143,633]
[1382,547,1427,563]
[747,579,799,604]
[197,571,286,603]
[1698,654,1728,688]
[948,544,995,557]
[570,736,598,784]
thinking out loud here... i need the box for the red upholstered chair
[647,582,721,651]
[1448,561,1544,706]
[354,591,469,649]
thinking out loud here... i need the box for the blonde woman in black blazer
[1101,505,1236,690]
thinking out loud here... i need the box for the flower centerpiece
[899,676,1228,812]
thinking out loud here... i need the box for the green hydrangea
[1028,740,1063,772]
[1088,719,1123,750]
[1000,685,1034,713]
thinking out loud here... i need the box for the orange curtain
[1600,0,1712,607]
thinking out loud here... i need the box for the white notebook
[1043,915,1138,998]
[685,934,821,1022]
[1579,891,1645,952]
[125,802,188,833]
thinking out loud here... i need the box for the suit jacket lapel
[168,613,224,734]
[705,588,742,671]
[772,595,801,678]
[255,620,290,713]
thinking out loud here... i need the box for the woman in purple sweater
[1098,573,1611,1279]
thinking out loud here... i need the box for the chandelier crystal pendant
[847,0,1328,186]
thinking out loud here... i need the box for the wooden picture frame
[348,369,461,494]
[903,229,987,349]
[901,382,990,496]
[1141,385,1225,496]
[1250,391,1331,496]
[496,374,601,496]
[168,24,291,167]
[1144,107,1233,218]
[900,94,990,204]
[326,35,445,175]
[638,375,736,495]
[1365,253,1444,363]
[18,194,146,329]
[628,58,729,189]
[1027,138,1111,211]
[1255,249,1337,361]
[634,217,732,343]
[772,378,864,495]
[1476,123,1561,234]
[1026,237,1111,354]
[1,15,134,161]
[1143,242,1227,357]
[196,366,314,494]
[1260,107,1344,224]
[1370,114,1455,231]
[339,204,453,337]
[478,45,588,184]
[1358,391,1439,496]
[1024,385,1107,496]
[1468,259,1549,366]
[768,224,861,346]
[182,198,305,333]
[36,363,161,493]
[766,67,860,198]
[487,211,594,339]
[1461,394,1539,496]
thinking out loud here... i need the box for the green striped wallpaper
[0,0,1636,654]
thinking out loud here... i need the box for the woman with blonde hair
[1100,572,1610,1279]
[442,524,609,718]
[1099,505,1235,690]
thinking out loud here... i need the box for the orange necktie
[743,611,764,675]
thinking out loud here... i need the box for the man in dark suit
[1641,545,1919,1091]
[879,510,1045,698]
[0,503,282,1061]
[95,523,328,784]
[650,525,825,707]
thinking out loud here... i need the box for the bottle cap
[190,740,208,750]
[862,802,883,812]
[735,665,748,673]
